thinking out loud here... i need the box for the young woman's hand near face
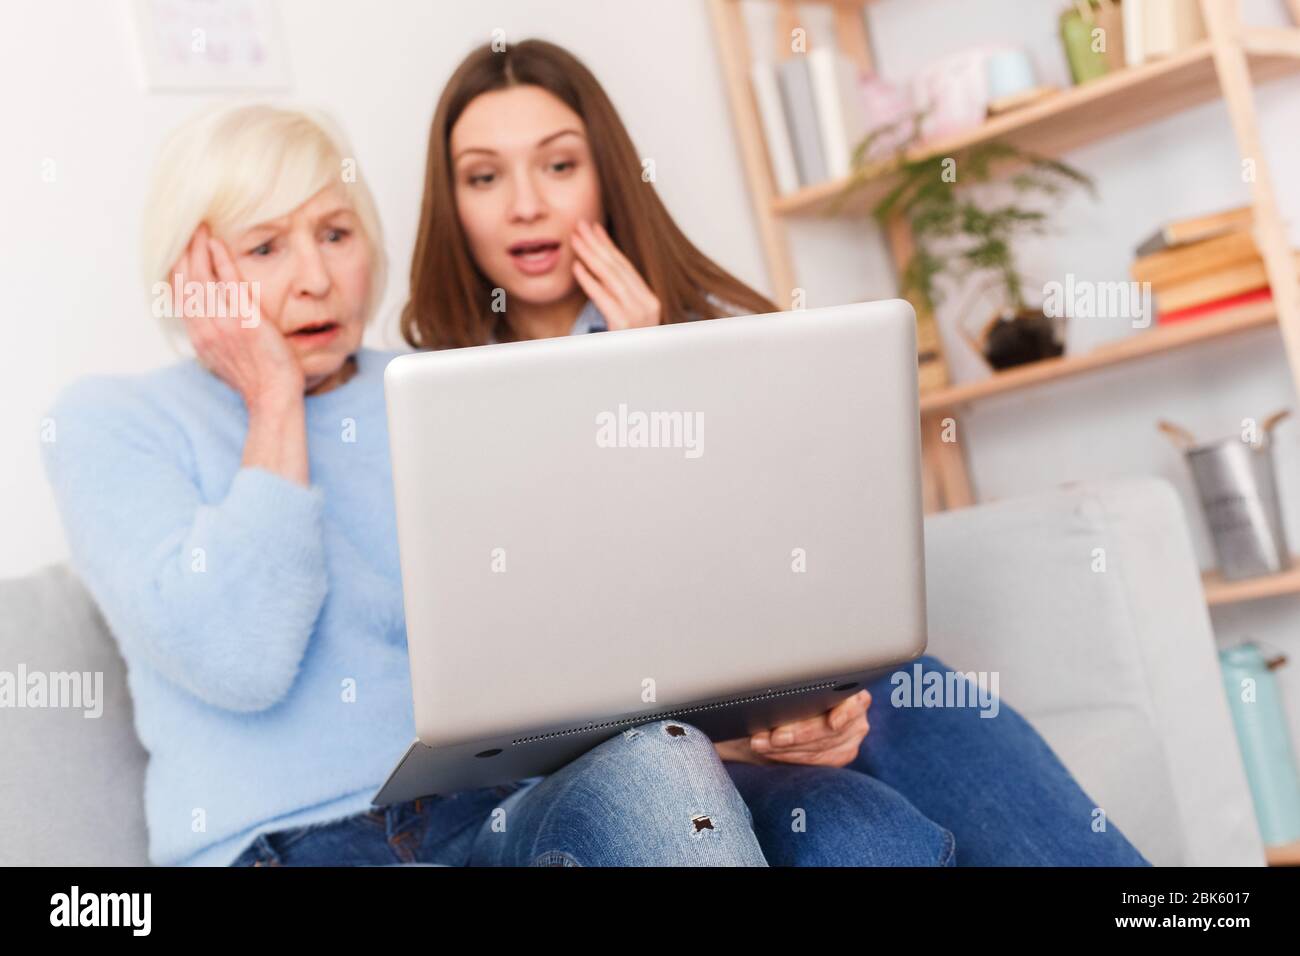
[714,690,872,768]
[570,219,661,331]
[174,224,310,486]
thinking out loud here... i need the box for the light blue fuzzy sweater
[42,307,608,867]
[43,347,417,866]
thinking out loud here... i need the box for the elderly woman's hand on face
[171,222,313,485]
[173,223,305,409]
[714,690,872,768]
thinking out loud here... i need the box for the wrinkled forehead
[228,184,358,236]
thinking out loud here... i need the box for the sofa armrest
[0,565,151,865]
[922,476,1264,866]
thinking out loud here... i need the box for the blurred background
[4,2,1300,847]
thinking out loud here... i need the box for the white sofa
[0,476,1264,865]
[923,476,1262,865]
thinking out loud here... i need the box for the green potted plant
[838,118,1097,371]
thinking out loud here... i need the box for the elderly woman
[41,104,776,867]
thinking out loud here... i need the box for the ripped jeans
[230,717,767,867]
[229,655,1150,866]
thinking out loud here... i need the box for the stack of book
[750,48,867,194]
[1131,206,1288,324]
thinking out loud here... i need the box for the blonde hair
[141,102,387,322]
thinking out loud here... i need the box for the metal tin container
[1160,411,1292,581]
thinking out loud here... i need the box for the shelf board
[1266,839,1300,865]
[1203,559,1300,607]
[918,297,1279,413]
[774,39,1300,219]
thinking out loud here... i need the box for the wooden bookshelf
[710,0,1300,518]
[1203,558,1300,606]
[774,38,1300,219]
[919,297,1279,413]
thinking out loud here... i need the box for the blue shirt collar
[488,299,608,343]
[570,298,608,335]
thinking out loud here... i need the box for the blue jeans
[230,656,1149,866]
[727,655,1150,866]
[231,717,767,866]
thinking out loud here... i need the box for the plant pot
[953,274,1067,372]
[959,306,1066,371]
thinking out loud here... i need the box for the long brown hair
[401,38,778,349]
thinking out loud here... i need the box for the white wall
[5,0,1300,733]
[1,0,769,577]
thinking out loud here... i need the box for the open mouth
[289,321,340,338]
[508,240,561,261]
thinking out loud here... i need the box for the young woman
[401,38,1151,866]
[41,103,771,868]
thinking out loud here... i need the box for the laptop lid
[384,299,926,750]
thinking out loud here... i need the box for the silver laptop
[373,299,927,805]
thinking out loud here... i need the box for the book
[1154,251,1300,313]
[1123,0,1145,67]
[1135,205,1253,257]
[749,62,800,195]
[778,55,829,186]
[1131,229,1259,287]
[1142,0,1207,61]
[1158,287,1272,325]
[806,48,866,181]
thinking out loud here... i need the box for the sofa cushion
[0,564,150,865]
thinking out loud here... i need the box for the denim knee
[726,762,956,866]
[603,718,762,837]
[552,717,768,865]
[473,718,768,866]
[784,768,954,867]
[619,718,714,753]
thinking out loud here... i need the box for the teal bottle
[1219,643,1300,847]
